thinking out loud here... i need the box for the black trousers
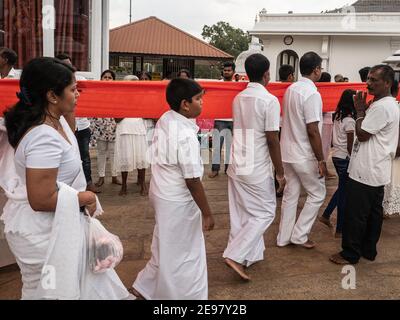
[75,128,92,185]
[340,178,384,264]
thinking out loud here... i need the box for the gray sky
[110,0,353,38]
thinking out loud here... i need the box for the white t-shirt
[14,116,86,191]
[332,116,355,159]
[227,82,280,185]
[281,77,323,163]
[75,74,91,131]
[348,97,400,187]
[149,110,204,202]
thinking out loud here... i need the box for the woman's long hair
[333,89,357,122]
[4,57,75,148]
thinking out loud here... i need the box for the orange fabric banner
[0,79,389,118]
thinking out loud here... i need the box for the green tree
[201,21,251,58]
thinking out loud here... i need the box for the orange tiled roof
[110,16,233,59]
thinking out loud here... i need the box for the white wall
[259,35,324,81]
[258,34,400,82]
[329,36,396,82]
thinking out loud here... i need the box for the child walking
[131,78,214,300]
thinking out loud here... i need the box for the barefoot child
[132,78,214,300]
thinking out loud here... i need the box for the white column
[42,0,55,57]
[321,36,330,72]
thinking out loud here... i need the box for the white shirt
[227,82,280,184]
[332,116,355,159]
[75,74,91,131]
[14,116,86,191]
[281,77,323,163]
[1,67,20,79]
[349,97,400,187]
[149,110,204,202]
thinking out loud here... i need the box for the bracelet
[356,117,365,122]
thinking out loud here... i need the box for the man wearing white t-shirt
[277,52,327,249]
[56,53,98,193]
[330,65,399,265]
[224,54,286,280]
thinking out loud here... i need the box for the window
[0,0,43,69]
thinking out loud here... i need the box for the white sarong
[223,176,276,267]
[133,192,207,300]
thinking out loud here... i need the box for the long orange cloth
[0,80,383,118]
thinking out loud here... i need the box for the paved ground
[1,152,400,300]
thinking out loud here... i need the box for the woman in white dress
[91,70,121,188]
[114,75,150,196]
[383,80,400,217]
[1,57,129,299]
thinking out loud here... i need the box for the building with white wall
[245,0,400,82]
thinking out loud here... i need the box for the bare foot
[119,186,127,196]
[319,216,332,228]
[295,240,316,249]
[112,177,122,185]
[329,253,353,265]
[224,258,250,281]
[87,183,101,194]
[208,171,219,179]
[140,184,148,196]
[95,177,105,187]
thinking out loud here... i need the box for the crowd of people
[0,45,399,300]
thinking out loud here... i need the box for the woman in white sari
[0,57,129,300]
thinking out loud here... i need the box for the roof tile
[110,16,233,59]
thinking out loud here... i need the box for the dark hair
[101,69,116,80]
[166,78,203,112]
[334,89,357,122]
[0,47,18,66]
[300,52,322,76]
[4,57,75,148]
[177,69,191,79]
[245,54,270,82]
[279,64,295,81]
[223,61,236,72]
[392,79,399,98]
[138,71,152,81]
[370,64,395,86]
[319,72,332,82]
[359,67,371,82]
[55,53,72,62]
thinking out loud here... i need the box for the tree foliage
[201,21,251,59]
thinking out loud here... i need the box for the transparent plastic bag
[88,217,123,274]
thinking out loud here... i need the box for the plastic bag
[88,218,123,274]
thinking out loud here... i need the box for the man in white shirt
[56,53,98,193]
[330,65,400,265]
[209,61,235,178]
[0,48,19,79]
[223,54,285,281]
[277,52,327,249]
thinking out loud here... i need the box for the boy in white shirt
[131,78,214,300]
[223,54,285,280]
[330,65,400,265]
